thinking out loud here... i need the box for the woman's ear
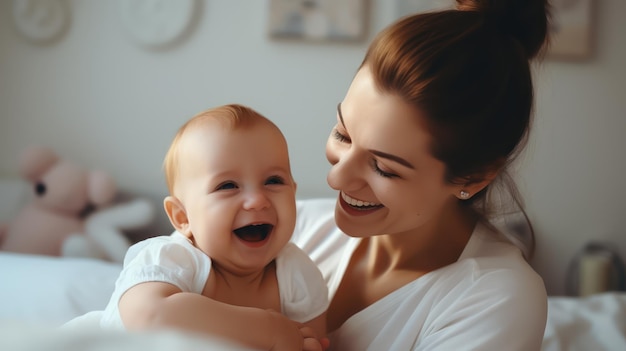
[455,168,500,200]
[164,196,190,236]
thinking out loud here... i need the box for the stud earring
[459,190,470,199]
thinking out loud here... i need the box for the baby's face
[176,121,296,275]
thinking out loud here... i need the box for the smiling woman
[290,0,553,349]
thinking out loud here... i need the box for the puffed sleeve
[276,242,330,323]
[116,235,211,296]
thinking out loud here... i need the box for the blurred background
[1,0,624,295]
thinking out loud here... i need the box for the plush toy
[65,197,154,263]
[0,146,154,263]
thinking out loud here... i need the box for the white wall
[1,0,624,295]
[522,0,626,295]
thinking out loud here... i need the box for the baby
[100,104,328,351]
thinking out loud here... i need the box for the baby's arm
[119,281,310,351]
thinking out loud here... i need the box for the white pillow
[0,252,121,326]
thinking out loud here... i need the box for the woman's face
[325,66,461,238]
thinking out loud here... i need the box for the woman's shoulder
[292,198,358,286]
[295,198,337,231]
[293,198,348,253]
[411,227,548,349]
[448,222,547,303]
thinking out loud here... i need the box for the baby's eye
[333,129,351,143]
[265,176,286,185]
[216,181,238,191]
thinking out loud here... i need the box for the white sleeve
[118,237,210,294]
[101,236,211,328]
[276,243,329,323]
[414,269,548,351]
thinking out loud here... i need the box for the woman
[292,0,551,350]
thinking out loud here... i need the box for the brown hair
[361,0,551,256]
[163,104,278,194]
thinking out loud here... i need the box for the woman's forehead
[341,69,436,165]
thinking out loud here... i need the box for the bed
[1,178,625,350]
[2,236,625,350]
[0,252,256,351]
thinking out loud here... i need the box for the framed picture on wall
[547,0,594,60]
[268,0,367,42]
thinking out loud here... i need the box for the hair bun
[456,0,550,59]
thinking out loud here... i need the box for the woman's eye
[216,181,238,190]
[265,176,285,185]
[333,129,351,143]
[372,160,398,178]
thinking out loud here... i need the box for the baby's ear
[163,196,190,236]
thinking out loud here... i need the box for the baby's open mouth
[233,224,273,242]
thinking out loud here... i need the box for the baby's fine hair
[163,104,279,194]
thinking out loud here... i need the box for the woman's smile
[341,192,383,209]
[339,192,384,217]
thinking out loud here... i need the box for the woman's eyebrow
[338,102,415,170]
[337,102,346,128]
[369,150,415,169]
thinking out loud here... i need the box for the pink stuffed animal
[0,146,117,257]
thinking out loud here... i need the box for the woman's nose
[326,144,365,192]
[243,189,271,211]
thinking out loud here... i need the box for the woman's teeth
[341,192,382,208]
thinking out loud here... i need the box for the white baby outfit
[101,232,328,328]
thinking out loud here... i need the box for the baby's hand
[266,309,306,351]
[300,326,330,351]
[266,310,329,351]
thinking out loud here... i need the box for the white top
[101,232,328,328]
[292,198,547,351]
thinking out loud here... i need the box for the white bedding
[1,251,625,350]
[0,253,254,350]
[542,292,626,351]
[0,252,120,326]
[0,320,254,351]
